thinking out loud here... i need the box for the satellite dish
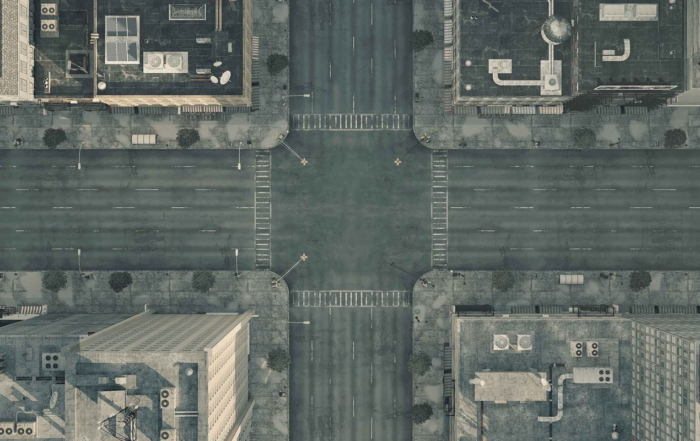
[185,368,194,376]
[50,391,58,409]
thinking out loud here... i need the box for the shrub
[266,54,289,76]
[664,129,686,149]
[43,128,67,149]
[267,347,291,372]
[573,127,596,150]
[42,269,67,293]
[108,272,133,293]
[191,269,215,293]
[629,270,652,292]
[412,30,434,52]
[177,129,200,148]
[411,403,433,424]
[492,268,515,292]
[408,352,432,376]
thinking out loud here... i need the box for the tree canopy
[267,54,289,76]
[177,129,200,148]
[109,272,133,293]
[408,352,432,376]
[411,403,434,424]
[191,269,215,293]
[492,269,515,292]
[630,270,652,292]
[412,30,434,52]
[267,348,291,372]
[664,129,686,149]
[42,269,67,293]
[573,127,596,150]
[43,128,67,149]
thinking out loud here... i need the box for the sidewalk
[411,269,700,441]
[412,0,700,150]
[0,0,289,151]
[0,269,290,441]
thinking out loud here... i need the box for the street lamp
[77,143,83,170]
[288,320,311,325]
[234,248,240,277]
[389,261,434,288]
[237,142,242,170]
[276,136,308,166]
[395,134,431,165]
[272,254,308,287]
[77,248,81,274]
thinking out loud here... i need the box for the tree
[411,403,433,424]
[664,128,686,149]
[573,127,596,150]
[177,129,200,148]
[412,30,434,53]
[267,347,291,372]
[43,128,67,149]
[266,54,289,76]
[108,271,133,293]
[492,268,515,292]
[408,352,432,376]
[191,269,215,293]
[42,269,67,293]
[629,270,652,292]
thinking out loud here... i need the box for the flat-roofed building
[0,0,35,102]
[0,314,133,439]
[64,310,255,441]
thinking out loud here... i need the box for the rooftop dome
[542,15,572,45]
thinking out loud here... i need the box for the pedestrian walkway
[291,290,412,307]
[291,113,412,130]
[431,150,448,269]
[255,150,271,270]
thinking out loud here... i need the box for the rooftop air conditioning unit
[493,335,510,351]
[42,352,64,371]
[160,429,176,440]
[570,341,583,357]
[586,341,599,357]
[0,423,15,437]
[40,20,58,31]
[517,334,533,351]
[573,367,613,384]
[160,388,175,409]
[41,3,58,15]
[14,422,36,438]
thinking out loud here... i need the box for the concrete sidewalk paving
[0,269,290,441]
[411,269,700,441]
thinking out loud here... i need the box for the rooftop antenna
[98,404,139,441]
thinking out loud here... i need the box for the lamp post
[277,135,308,166]
[389,261,434,288]
[288,320,311,324]
[272,254,308,287]
[395,134,430,166]
[234,248,240,277]
[77,248,82,274]
[237,142,242,170]
[77,143,83,170]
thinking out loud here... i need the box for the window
[104,16,140,64]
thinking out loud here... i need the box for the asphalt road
[289,0,413,114]
[289,307,412,441]
[271,131,432,291]
[0,150,255,270]
[448,149,700,270]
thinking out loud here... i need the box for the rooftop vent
[569,341,583,357]
[517,334,533,351]
[493,334,510,351]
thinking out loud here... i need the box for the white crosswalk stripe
[291,114,412,131]
[291,290,412,307]
[255,150,271,269]
[432,150,448,269]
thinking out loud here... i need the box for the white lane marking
[652,229,677,233]
[134,229,159,232]
[653,189,676,191]
[452,165,474,168]
[371,417,373,439]
[329,62,332,79]
[352,341,355,360]
[371,2,373,25]
[1,207,16,209]
[171,206,190,209]
[510,247,534,250]
[0,165,18,168]
[234,206,254,209]
[450,206,471,209]
[630,247,653,251]
[570,165,594,168]
[51,247,75,251]
[510,165,535,168]
[690,207,700,209]
[474,188,494,191]
[630,206,653,209]
[479,229,496,233]
[76,188,98,191]
[533,188,556,191]
[370,362,373,384]
[171,165,196,168]
[514,206,534,209]
[631,165,652,168]
[0,248,17,250]
[352,36,355,54]
[570,206,590,209]
[370,308,373,329]
[135,188,159,191]
[52,165,77,168]
[570,247,592,251]
[533,229,556,232]
[353,396,355,417]
[199,229,217,233]
[594,188,616,191]
[311,341,314,361]
[15,188,38,191]
[370,57,373,76]
[112,206,135,209]
[195,188,214,191]
[15,230,29,233]
[52,206,73,209]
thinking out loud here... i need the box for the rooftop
[452,314,632,441]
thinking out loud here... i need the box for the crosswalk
[255,150,271,269]
[291,114,412,130]
[432,150,448,269]
[291,290,412,307]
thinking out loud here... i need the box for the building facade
[0,0,35,102]
[631,316,700,441]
